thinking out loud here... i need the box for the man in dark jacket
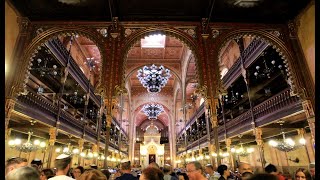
[115,160,138,180]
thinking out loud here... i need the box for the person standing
[48,154,75,180]
[309,162,315,180]
[115,160,138,180]
[72,166,84,180]
[5,157,28,176]
[186,161,207,180]
[264,163,285,180]
[204,164,218,180]
[217,164,230,180]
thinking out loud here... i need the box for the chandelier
[253,53,283,79]
[268,122,306,152]
[141,103,164,119]
[8,131,47,153]
[55,143,80,155]
[231,144,254,157]
[137,64,171,93]
[80,149,99,159]
[30,57,60,77]
[268,133,305,152]
[224,85,243,104]
[67,89,85,104]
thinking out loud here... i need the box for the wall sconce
[288,157,299,163]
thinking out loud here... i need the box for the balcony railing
[46,39,101,107]
[217,88,302,139]
[222,38,268,88]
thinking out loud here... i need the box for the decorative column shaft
[302,100,315,148]
[5,99,16,141]
[78,139,84,166]
[47,127,57,168]
[254,127,265,168]
[226,138,235,170]
[208,98,221,166]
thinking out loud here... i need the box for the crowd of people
[5,154,316,180]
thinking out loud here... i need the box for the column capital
[302,100,315,118]
[49,127,57,146]
[225,138,232,147]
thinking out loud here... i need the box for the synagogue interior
[5,0,315,178]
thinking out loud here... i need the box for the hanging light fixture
[137,64,171,93]
[268,121,305,152]
[29,54,60,77]
[231,144,254,157]
[55,143,80,155]
[253,52,283,79]
[8,131,47,153]
[224,85,243,104]
[79,149,98,159]
[67,89,85,104]
[141,103,164,120]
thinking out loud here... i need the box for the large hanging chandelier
[8,131,47,153]
[55,143,80,156]
[231,144,254,157]
[141,103,164,119]
[137,64,171,93]
[268,132,305,152]
[268,121,306,152]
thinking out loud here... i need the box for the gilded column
[209,144,217,169]
[78,139,84,166]
[297,128,312,163]
[5,99,16,141]
[208,97,221,166]
[226,138,235,170]
[103,97,114,168]
[5,17,32,98]
[302,100,315,149]
[286,21,315,110]
[254,127,265,168]
[47,127,57,168]
[92,144,98,165]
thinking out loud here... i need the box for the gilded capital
[225,138,232,147]
[302,100,315,118]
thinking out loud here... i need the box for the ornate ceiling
[8,0,311,23]
[125,36,195,128]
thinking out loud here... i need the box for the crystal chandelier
[141,103,164,119]
[55,143,80,155]
[268,132,305,152]
[80,149,99,159]
[8,131,47,153]
[268,122,305,152]
[137,64,171,93]
[231,144,254,157]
